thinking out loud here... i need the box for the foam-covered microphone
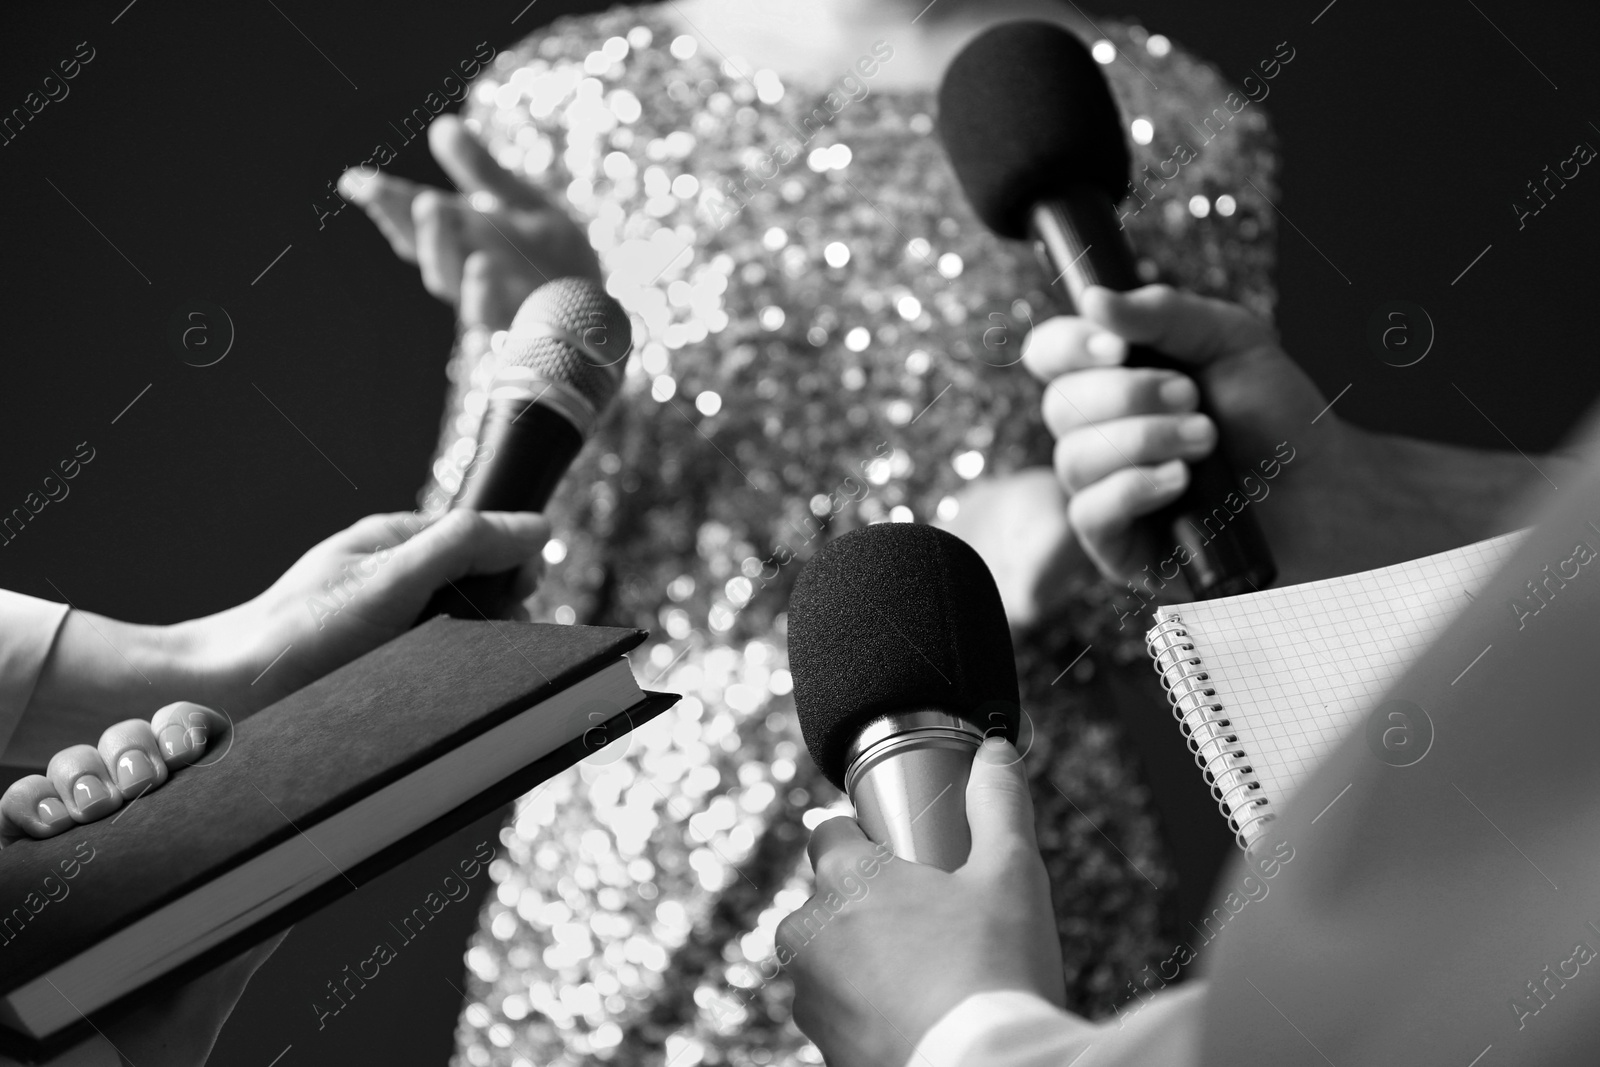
[788,523,1020,871]
[418,276,631,622]
[938,22,1276,600]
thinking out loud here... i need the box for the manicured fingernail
[72,775,114,818]
[1160,375,1198,408]
[1086,332,1122,364]
[1154,459,1188,488]
[1177,414,1215,446]
[159,723,195,761]
[977,736,1019,765]
[115,750,156,794]
[37,798,71,829]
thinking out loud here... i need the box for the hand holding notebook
[0,618,674,1062]
[7,509,552,769]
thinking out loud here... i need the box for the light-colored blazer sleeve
[907,983,1207,1067]
[1197,456,1600,1066]
[910,437,1600,1067]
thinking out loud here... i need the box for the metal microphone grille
[499,277,633,417]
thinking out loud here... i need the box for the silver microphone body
[843,712,985,871]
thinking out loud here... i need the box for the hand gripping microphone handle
[1031,187,1276,599]
[788,524,1022,873]
[416,398,583,622]
[413,275,629,625]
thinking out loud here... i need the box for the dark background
[3,1,1598,1063]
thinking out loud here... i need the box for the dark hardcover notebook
[0,617,676,1062]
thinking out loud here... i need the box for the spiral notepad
[1146,530,1527,849]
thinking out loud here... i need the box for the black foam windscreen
[937,20,1130,239]
[787,524,1021,789]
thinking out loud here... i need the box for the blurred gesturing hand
[340,114,601,328]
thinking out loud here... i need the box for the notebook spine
[1146,615,1275,850]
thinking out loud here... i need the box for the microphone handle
[416,398,584,624]
[1030,191,1276,599]
[844,716,983,871]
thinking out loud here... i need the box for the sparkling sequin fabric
[431,7,1278,1065]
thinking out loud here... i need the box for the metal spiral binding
[1147,615,1275,849]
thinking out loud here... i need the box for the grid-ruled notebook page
[1156,530,1527,816]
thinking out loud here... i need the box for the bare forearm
[1263,426,1581,588]
[6,611,213,768]
[1373,431,1581,550]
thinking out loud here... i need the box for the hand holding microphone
[1021,284,1343,591]
[417,275,631,623]
[782,524,1064,1061]
[939,23,1279,599]
[788,523,1022,870]
[780,739,1066,1067]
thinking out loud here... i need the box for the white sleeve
[907,982,1209,1067]
[0,590,70,760]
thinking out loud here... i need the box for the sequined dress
[428,8,1278,1065]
